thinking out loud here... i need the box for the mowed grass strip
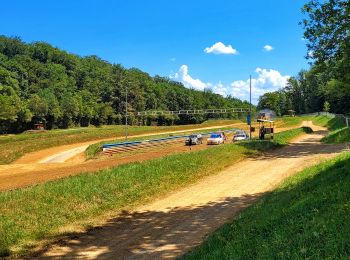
[182,152,350,260]
[305,114,346,131]
[85,126,236,159]
[323,127,350,143]
[0,127,309,257]
[0,143,253,257]
[0,120,240,164]
[303,114,350,143]
[273,126,313,145]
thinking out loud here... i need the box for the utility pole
[125,82,128,140]
[249,75,252,140]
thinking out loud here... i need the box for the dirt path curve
[15,123,244,164]
[41,122,348,259]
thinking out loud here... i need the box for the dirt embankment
[0,122,304,192]
[40,122,348,259]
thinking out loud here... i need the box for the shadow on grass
[34,193,265,259]
[183,153,350,259]
[323,127,350,143]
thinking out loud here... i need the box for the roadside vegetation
[0,35,251,134]
[304,115,350,143]
[0,127,309,257]
[85,126,242,159]
[85,117,306,159]
[307,115,345,131]
[257,0,350,118]
[323,128,350,143]
[277,116,304,127]
[183,151,350,259]
[273,126,313,145]
[0,119,240,164]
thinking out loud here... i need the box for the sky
[0,0,310,104]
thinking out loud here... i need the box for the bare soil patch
[40,123,348,259]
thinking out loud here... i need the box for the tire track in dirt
[40,122,348,259]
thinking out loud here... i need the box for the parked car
[207,133,225,145]
[185,134,203,145]
[233,130,248,142]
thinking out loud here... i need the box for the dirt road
[15,123,243,164]
[0,122,298,191]
[40,123,348,259]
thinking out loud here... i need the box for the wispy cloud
[204,42,239,55]
[170,57,176,62]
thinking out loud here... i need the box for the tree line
[0,36,251,133]
[258,0,350,116]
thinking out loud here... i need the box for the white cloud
[204,42,239,55]
[171,65,289,104]
[171,65,207,91]
[170,57,176,62]
[263,45,274,52]
[230,68,290,103]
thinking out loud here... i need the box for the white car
[207,133,224,145]
[233,131,248,142]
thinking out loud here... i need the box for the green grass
[323,127,350,143]
[85,126,237,159]
[0,120,240,164]
[302,115,350,143]
[0,127,309,257]
[0,143,256,257]
[276,116,305,127]
[304,115,345,131]
[237,127,313,151]
[183,152,350,260]
[273,126,313,145]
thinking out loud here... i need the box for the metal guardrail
[102,130,235,155]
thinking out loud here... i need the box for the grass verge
[85,126,237,159]
[323,127,350,143]
[183,151,350,260]
[0,120,240,164]
[304,115,345,131]
[303,115,349,143]
[0,127,309,257]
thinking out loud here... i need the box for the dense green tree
[0,35,251,133]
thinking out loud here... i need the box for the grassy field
[277,116,305,127]
[273,126,313,145]
[0,127,308,258]
[0,120,240,164]
[303,115,350,143]
[183,151,350,260]
[323,127,350,143]
[305,115,345,130]
[85,126,237,159]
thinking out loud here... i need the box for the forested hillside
[258,0,350,116]
[0,36,250,133]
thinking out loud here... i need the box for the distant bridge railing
[136,108,249,116]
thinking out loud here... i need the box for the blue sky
[0,0,310,103]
